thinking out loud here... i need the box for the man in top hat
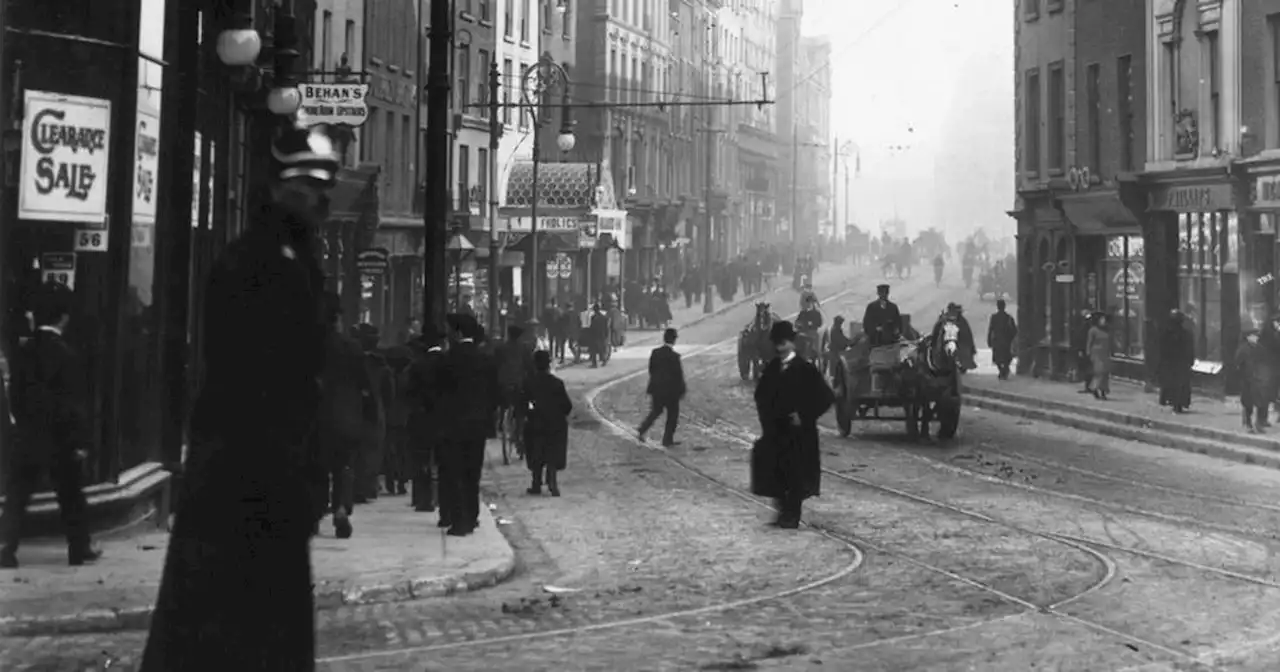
[751,321,834,528]
[1,281,99,569]
[142,121,340,670]
[862,284,902,346]
[436,313,499,536]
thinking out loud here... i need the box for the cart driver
[796,294,823,334]
[862,284,903,346]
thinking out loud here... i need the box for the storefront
[0,0,319,523]
[1143,179,1242,393]
[1239,165,1280,331]
[1009,190,1073,377]
[1057,185,1147,381]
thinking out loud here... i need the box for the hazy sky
[801,0,1014,234]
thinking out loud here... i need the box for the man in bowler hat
[437,314,499,536]
[638,328,685,446]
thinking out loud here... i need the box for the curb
[962,386,1280,471]
[0,526,518,638]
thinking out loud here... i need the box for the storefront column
[1140,211,1178,387]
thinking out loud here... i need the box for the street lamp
[521,53,575,344]
[215,6,302,118]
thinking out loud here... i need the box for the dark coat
[318,330,369,451]
[9,329,89,467]
[1159,317,1196,407]
[522,371,572,471]
[862,299,902,343]
[646,345,686,402]
[403,346,447,446]
[750,355,834,500]
[1235,340,1277,406]
[142,208,327,672]
[986,311,1018,366]
[438,340,499,441]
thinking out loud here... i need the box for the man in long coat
[638,328,686,447]
[523,350,572,495]
[141,123,338,671]
[315,293,369,538]
[1159,309,1196,413]
[862,284,902,346]
[404,330,447,513]
[751,321,834,529]
[986,299,1018,380]
[436,314,499,536]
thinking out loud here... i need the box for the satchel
[748,436,778,498]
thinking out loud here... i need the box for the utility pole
[424,0,451,330]
[486,61,502,333]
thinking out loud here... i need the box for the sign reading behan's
[19,91,112,223]
[297,83,369,127]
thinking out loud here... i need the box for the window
[477,49,491,119]
[505,0,513,37]
[542,0,551,30]
[521,0,530,40]
[610,48,618,102]
[1178,212,1231,363]
[1271,16,1280,148]
[345,20,355,65]
[321,11,332,73]
[1104,236,1145,358]
[519,63,531,130]
[1047,0,1062,12]
[1206,30,1220,150]
[1048,61,1065,172]
[457,44,472,113]
[1164,40,1180,154]
[502,58,513,124]
[385,110,396,200]
[479,0,490,21]
[402,114,411,200]
[1117,55,1134,171]
[477,148,489,208]
[1086,63,1100,173]
[1024,68,1041,173]
[631,56,639,104]
[361,109,377,162]
[458,145,471,211]
[563,0,572,38]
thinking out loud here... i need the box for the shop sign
[297,83,370,127]
[132,103,161,223]
[74,228,109,252]
[557,254,573,278]
[357,248,390,273]
[40,252,76,289]
[579,222,598,249]
[19,90,112,223]
[1112,262,1145,301]
[507,216,581,233]
[1256,175,1280,208]
[1147,184,1232,212]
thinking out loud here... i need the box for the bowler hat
[876,284,890,292]
[769,320,797,344]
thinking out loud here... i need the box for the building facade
[774,0,803,249]
[731,0,780,251]
[796,34,831,242]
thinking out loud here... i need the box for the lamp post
[214,8,303,117]
[521,53,576,342]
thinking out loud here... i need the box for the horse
[906,313,963,440]
[738,302,780,380]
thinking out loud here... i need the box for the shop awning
[499,160,621,217]
[1059,190,1139,233]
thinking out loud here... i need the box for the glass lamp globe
[267,86,302,115]
[216,28,262,66]
[556,132,576,152]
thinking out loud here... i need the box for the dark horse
[906,314,963,440]
[738,302,779,380]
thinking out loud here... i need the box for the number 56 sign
[74,228,109,252]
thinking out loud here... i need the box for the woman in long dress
[1086,314,1113,400]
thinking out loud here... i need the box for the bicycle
[498,399,526,465]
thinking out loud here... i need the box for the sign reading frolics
[296,83,369,127]
[19,91,112,223]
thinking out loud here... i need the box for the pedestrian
[986,299,1018,380]
[403,329,447,513]
[1075,310,1097,394]
[750,321,834,529]
[589,303,610,367]
[523,350,572,496]
[1086,314,1113,400]
[1235,328,1276,432]
[497,325,534,455]
[437,314,499,536]
[384,345,417,495]
[353,325,393,501]
[638,328,686,446]
[314,293,368,539]
[1159,309,1196,414]
[0,281,99,569]
[140,123,338,671]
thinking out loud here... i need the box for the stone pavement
[963,354,1280,468]
[0,460,516,637]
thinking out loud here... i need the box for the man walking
[638,328,686,447]
[987,299,1018,380]
[315,293,369,538]
[0,281,99,569]
[437,314,499,536]
[404,329,447,513]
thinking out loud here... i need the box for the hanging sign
[19,90,112,223]
[296,83,370,126]
[74,228,109,252]
[132,103,161,222]
[357,248,390,273]
[40,252,76,289]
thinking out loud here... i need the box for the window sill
[1025,12,1039,22]
[1047,168,1065,177]
[503,35,515,44]
[520,41,532,48]
[459,11,476,22]
[479,19,493,28]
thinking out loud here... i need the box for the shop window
[1178,212,1228,363]
[1105,235,1145,359]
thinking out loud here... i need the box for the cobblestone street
[8,264,1280,670]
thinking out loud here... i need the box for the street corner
[310,497,517,608]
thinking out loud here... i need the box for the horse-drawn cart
[831,314,962,440]
[738,302,779,380]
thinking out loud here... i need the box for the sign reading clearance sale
[19,90,113,223]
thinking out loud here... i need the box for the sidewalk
[0,450,516,637]
[962,353,1280,468]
